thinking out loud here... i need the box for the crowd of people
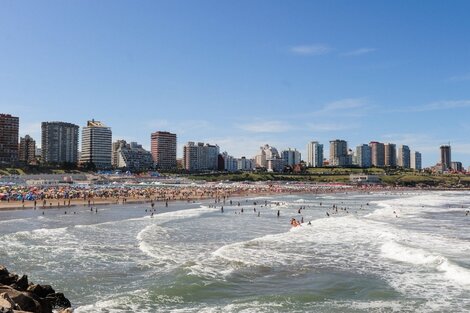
[0,181,398,209]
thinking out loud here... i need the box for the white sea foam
[381,241,470,288]
[4,227,68,240]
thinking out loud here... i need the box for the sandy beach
[0,181,404,211]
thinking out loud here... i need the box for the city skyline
[0,113,459,169]
[2,1,470,166]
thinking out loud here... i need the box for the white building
[254,144,285,171]
[398,145,411,169]
[221,152,238,172]
[112,140,153,172]
[237,157,254,171]
[281,148,301,166]
[355,144,371,168]
[350,174,381,184]
[183,142,220,172]
[411,151,422,170]
[80,120,112,169]
[307,141,323,167]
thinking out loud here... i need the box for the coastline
[0,183,413,211]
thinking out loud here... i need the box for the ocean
[0,190,469,312]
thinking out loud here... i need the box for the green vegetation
[0,166,84,175]
[188,168,470,188]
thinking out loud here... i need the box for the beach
[0,189,469,312]
[0,182,397,211]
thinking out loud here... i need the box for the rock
[0,286,47,313]
[0,266,9,277]
[0,266,70,312]
[24,291,52,313]
[58,309,73,313]
[0,292,16,310]
[26,285,54,299]
[11,275,28,291]
[45,293,71,309]
[3,290,38,313]
[0,274,18,286]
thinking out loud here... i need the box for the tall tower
[397,145,411,168]
[384,143,397,167]
[41,122,79,164]
[411,151,422,170]
[19,135,36,164]
[0,114,19,165]
[307,141,323,167]
[80,120,112,169]
[151,131,177,170]
[369,141,385,167]
[329,139,349,166]
[355,144,371,168]
[440,145,451,171]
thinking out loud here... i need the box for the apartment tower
[41,122,79,164]
[80,120,112,169]
[151,131,177,170]
[384,143,397,167]
[397,145,411,168]
[19,135,36,164]
[0,114,19,165]
[307,141,324,167]
[440,145,451,171]
[369,141,385,167]
[329,139,349,166]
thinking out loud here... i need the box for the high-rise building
[397,145,411,168]
[112,140,153,172]
[307,141,323,167]
[281,148,301,167]
[355,144,371,168]
[19,135,36,164]
[41,122,79,164]
[440,145,451,171]
[151,131,177,170]
[0,114,19,165]
[183,142,219,172]
[411,151,422,170]
[254,144,285,171]
[329,139,349,166]
[384,143,397,167]
[451,161,463,172]
[221,152,238,172]
[237,157,254,171]
[80,120,112,169]
[369,141,385,167]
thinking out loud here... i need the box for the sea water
[0,191,469,312]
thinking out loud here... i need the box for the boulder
[45,293,71,309]
[26,285,54,299]
[11,276,28,291]
[0,292,16,310]
[0,274,18,286]
[5,292,38,312]
[0,266,71,312]
[0,266,9,277]
[0,286,44,313]
[57,309,73,313]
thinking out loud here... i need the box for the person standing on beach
[277,210,280,218]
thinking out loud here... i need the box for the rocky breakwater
[0,266,72,313]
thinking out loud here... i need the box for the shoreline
[0,183,424,212]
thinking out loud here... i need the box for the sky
[1,0,470,167]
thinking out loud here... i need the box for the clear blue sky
[1,0,470,167]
